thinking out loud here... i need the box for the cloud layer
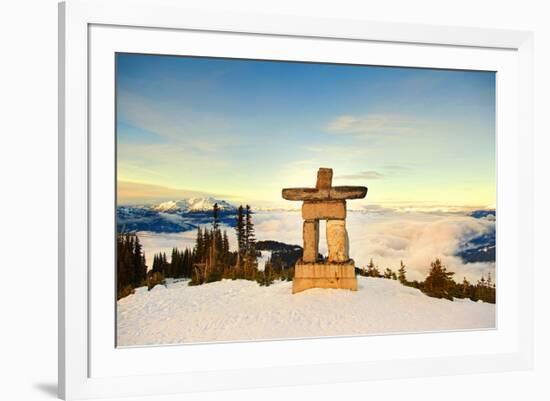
[253,211,495,283]
[138,210,495,285]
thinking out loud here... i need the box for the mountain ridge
[151,197,236,213]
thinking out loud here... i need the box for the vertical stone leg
[302,220,319,262]
[326,219,349,262]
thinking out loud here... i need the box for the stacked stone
[282,168,368,293]
[301,168,348,263]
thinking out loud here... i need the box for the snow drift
[117,276,495,347]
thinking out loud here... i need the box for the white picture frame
[59,0,534,399]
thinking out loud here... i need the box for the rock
[302,200,346,220]
[329,186,368,200]
[281,186,367,201]
[316,168,333,189]
[302,220,319,263]
[326,220,349,262]
[292,260,357,293]
[281,168,367,293]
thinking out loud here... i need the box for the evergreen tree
[422,258,455,300]
[134,235,146,285]
[476,276,487,301]
[222,230,230,266]
[397,260,407,284]
[245,205,256,249]
[169,248,179,278]
[212,203,220,231]
[473,275,495,303]
[257,262,275,286]
[151,254,158,273]
[383,268,393,279]
[365,259,381,277]
[214,229,223,265]
[365,259,375,277]
[461,277,471,299]
[195,227,204,262]
[182,248,191,278]
[116,232,147,299]
[235,205,245,271]
[244,205,258,279]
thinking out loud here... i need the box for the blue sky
[116,53,495,209]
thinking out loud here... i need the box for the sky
[116,53,496,210]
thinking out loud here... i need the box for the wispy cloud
[383,164,413,172]
[336,171,384,180]
[118,90,237,154]
[326,114,423,138]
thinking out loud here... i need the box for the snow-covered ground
[117,276,495,347]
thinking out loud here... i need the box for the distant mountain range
[456,209,496,263]
[151,197,236,213]
[117,197,237,233]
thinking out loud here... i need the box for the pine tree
[195,227,204,262]
[365,259,381,278]
[214,229,223,265]
[486,272,496,303]
[461,277,471,298]
[397,260,407,284]
[151,254,158,273]
[245,205,256,249]
[423,258,455,300]
[366,259,376,277]
[116,234,133,299]
[182,248,191,278]
[212,203,220,231]
[383,268,393,279]
[244,205,258,279]
[235,205,245,272]
[117,233,147,299]
[169,248,178,278]
[136,235,147,285]
[476,276,487,302]
[222,230,230,266]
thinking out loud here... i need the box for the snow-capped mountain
[117,197,237,233]
[152,197,235,213]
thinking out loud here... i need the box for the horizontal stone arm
[282,186,367,201]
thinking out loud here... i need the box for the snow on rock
[117,276,495,347]
[152,200,190,212]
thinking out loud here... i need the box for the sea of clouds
[137,210,495,283]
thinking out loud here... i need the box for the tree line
[117,203,272,297]
[117,204,496,303]
[359,258,496,303]
[116,233,147,299]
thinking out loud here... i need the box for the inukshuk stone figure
[282,168,368,293]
